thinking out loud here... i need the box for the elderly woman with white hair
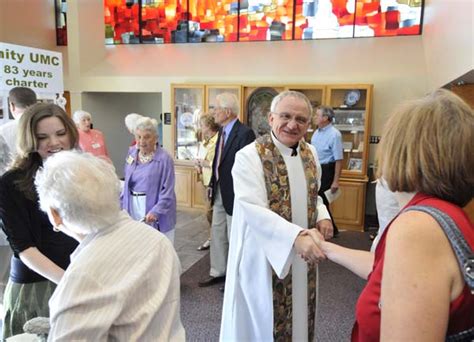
[35,150,185,341]
[124,113,143,146]
[73,110,110,160]
[121,116,177,243]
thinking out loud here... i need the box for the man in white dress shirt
[0,87,37,156]
[220,91,333,341]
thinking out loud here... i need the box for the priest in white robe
[220,91,334,341]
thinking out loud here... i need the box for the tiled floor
[174,209,209,273]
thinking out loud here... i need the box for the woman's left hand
[145,212,158,224]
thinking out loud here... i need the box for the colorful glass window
[104,0,141,44]
[104,0,424,44]
[55,0,68,45]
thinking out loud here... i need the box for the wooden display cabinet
[171,84,205,162]
[172,84,242,210]
[325,84,373,231]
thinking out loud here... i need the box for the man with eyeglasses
[198,93,255,289]
[221,91,333,341]
[311,105,343,237]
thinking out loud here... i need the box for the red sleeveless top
[352,193,474,341]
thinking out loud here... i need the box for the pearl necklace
[138,152,153,164]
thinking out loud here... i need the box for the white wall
[0,0,69,74]
[422,0,474,90]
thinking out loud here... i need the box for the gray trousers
[209,186,232,277]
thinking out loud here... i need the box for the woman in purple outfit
[121,117,177,244]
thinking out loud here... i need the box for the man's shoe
[198,275,225,287]
[197,239,211,251]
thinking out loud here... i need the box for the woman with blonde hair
[0,103,79,339]
[317,89,473,341]
[195,114,220,250]
[121,117,177,243]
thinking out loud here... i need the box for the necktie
[215,130,226,181]
[290,144,298,156]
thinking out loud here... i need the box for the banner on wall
[0,42,64,122]
[0,42,63,94]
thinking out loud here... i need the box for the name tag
[92,143,101,149]
[126,155,134,165]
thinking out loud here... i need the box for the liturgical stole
[255,134,319,341]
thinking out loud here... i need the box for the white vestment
[220,135,330,341]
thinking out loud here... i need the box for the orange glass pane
[240,0,295,41]
[141,0,188,44]
[104,0,140,44]
[187,0,238,42]
[354,0,423,37]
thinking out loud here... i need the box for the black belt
[130,190,146,196]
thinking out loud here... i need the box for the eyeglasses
[272,112,310,125]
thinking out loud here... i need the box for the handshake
[294,219,333,265]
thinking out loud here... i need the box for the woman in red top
[318,89,473,341]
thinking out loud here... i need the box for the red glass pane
[294,0,355,39]
[141,0,188,44]
[104,0,140,44]
[239,1,294,42]
[354,0,423,37]
[187,0,238,42]
[55,0,68,46]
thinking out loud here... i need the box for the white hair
[124,113,143,134]
[135,117,158,137]
[216,93,240,117]
[35,151,121,234]
[72,110,92,124]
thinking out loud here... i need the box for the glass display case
[206,85,242,120]
[326,85,372,179]
[172,85,204,161]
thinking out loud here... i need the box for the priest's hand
[317,219,334,240]
[294,230,326,264]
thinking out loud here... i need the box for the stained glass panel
[104,0,140,44]
[186,0,238,43]
[354,0,423,37]
[239,1,295,42]
[103,0,424,44]
[55,0,68,45]
[141,0,189,44]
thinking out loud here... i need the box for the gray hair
[270,90,313,117]
[72,110,92,124]
[124,113,143,134]
[216,93,240,117]
[317,105,335,122]
[35,151,121,234]
[135,117,158,137]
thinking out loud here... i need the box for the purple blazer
[120,146,177,233]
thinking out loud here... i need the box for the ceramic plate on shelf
[344,89,361,107]
[246,87,278,137]
[180,112,194,126]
